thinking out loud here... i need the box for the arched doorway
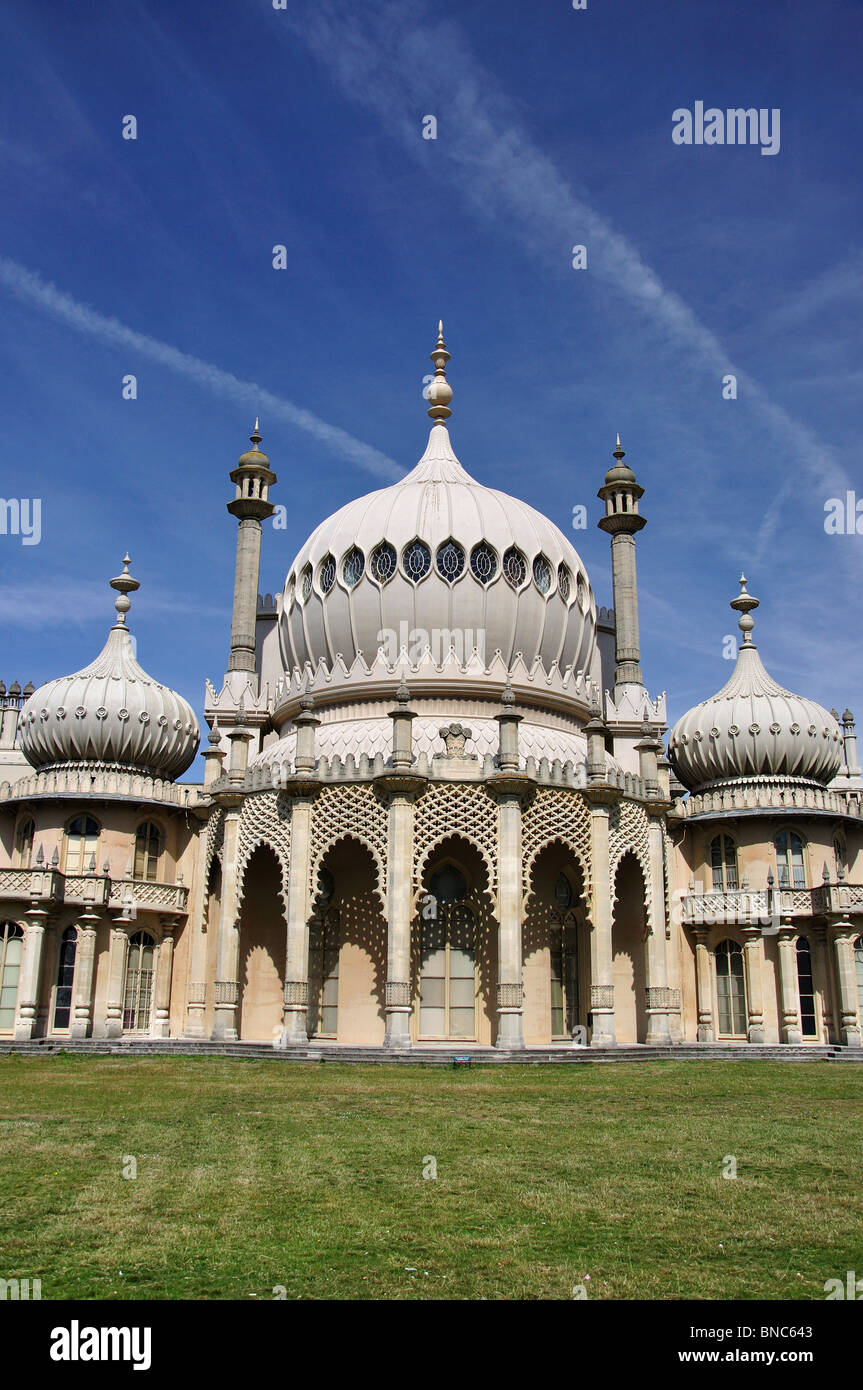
[414,838,495,1044]
[308,838,386,1044]
[523,842,588,1044]
[123,931,155,1033]
[0,922,24,1032]
[715,938,747,1039]
[611,853,648,1043]
[795,936,817,1039]
[52,926,78,1032]
[237,844,287,1042]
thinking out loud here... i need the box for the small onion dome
[668,576,843,791]
[19,556,200,780]
[237,418,271,469]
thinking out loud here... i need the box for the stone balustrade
[0,866,189,916]
[673,779,862,821]
[0,765,202,808]
[681,881,863,926]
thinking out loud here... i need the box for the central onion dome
[668,577,842,791]
[279,325,597,686]
[19,557,200,780]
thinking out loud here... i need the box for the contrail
[0,255,403,483]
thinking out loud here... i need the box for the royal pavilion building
[1,328,862,1056]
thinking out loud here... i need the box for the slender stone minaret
[597,434,646,689]
[225,420,276,686]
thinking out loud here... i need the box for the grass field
[0,1056,860,1301]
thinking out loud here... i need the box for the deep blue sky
[1,0,861,778]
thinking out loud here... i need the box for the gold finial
[427,322,452,425]
[730,573,759,645]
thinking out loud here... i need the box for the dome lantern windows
[300,565,313,601]
[558,565,571,602]
[403,540,431,583]
[502,547,527,589]
[470,542,497,585]
[319,555,336,594]
[370,542,397,585]
[436,540,465,583]
[343,547,365,590]
[533,554,552,595]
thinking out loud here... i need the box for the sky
[0,0,861,779]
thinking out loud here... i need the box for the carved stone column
[153,918,177,1038]
[105,919,130,1038]
[490,782,530,1050]
[279,788,317,1046]
[14,901,51,1040]
[644,816,672,1044]
[694,928,714,1042]
[70,905,100,1039]
[378,775,425,1048]
[586,791,616,1046]
[831,918,862,1046]
[777,925,802,1044]
[741,926,766,1043]
[212,806,242,1041]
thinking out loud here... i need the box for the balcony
[0,866,189,916]
[680,881,863,927]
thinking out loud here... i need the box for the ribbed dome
[668,579,842,791]
[19,558,200,780]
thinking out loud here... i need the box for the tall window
[14,818,35,869]
[133,822,161,881]
[122,932,155,1032]
[715,939,747,1037]
[775,831,806,889]
[834,838,846,878]
[52,926,77,1031]
[854,937,863,1025]
[419,867,476,1039]
[0,923,24,1031]
[308,908,340,1037]
[64,816,100,875]
[710,834,738,891]
[795,938,817,1039]
[550,911,579,1039]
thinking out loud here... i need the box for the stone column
[153,919,176,1038]
[810,926,835,1043]
[644,818,671,1044]
[13,902,51,1040]
[694,928,715,1041]
[741,926,766,1043]
[70,905,100,1039]
[105,919,130,1038]
[831,919,862,1046]
[185,825,212,1040]
[381,781,423,1048]
[777,925,802,1044]
[586,793,616,1046]
[212,807,242,1041]
[494,788,526,1049]
[280,792,315,1045]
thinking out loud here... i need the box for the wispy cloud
[281,0,850,559]
[0,256,403,483]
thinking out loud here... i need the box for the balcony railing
[0,866,189,916]
[681,881,863,926]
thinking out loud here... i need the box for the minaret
[226,420,276,683]
[597,434,646,689]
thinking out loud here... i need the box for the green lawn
[0,1056,860,1300]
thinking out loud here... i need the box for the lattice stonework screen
[412,782,499,894]
[236,791,292,910]
[308,783,389,897]
[520,786,593,903]
[608,799,653,913]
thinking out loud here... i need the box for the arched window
[710,834,738,891]
[122,932,155,1033]
[557,565,571,602]
[775,831,806,889]
[370,541,397,585]
[52,926,77,1031]
[834,837,846,878]
[502,547,527,589]
[420,867,475,1039]
[403,539,431,583]
[470,541,497,584]
[854,936,863,1024]
[436,540,465,582]
[308,907,340,1038]
[64,816,100,875]
[0,922,24,1031]
[343,546,364,589]
[533,554,552,595]
[14,818,35,869]
[550,910,579,1040]
[796,938,817,1039]
[133,822,161,882]
[715,939,747,1038]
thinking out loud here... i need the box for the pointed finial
[109,554,140,627]
[35,844,44,866]
[208,718,222,746]
[250,418,262,449]
[396,678,411,706]
[501,675,516,708]
[427,322,452,425]
[51,846,59,867]
[822,861,831,883]
[614,431,624,459]
[729,573,759,646]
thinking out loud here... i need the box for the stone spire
[729,573,759,646]
[109,554,140,626]
[426,321,453,426]
[226,420,277,682]
[597,433,646,688]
